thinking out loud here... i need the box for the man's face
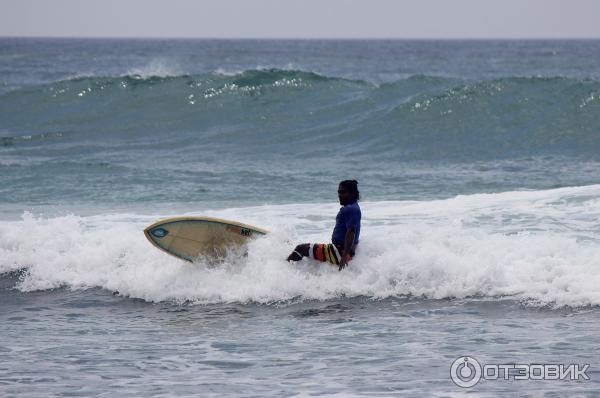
[338,185,352,205]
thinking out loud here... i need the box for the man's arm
[339,227,355,271]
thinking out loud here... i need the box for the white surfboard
[144,216,268,262]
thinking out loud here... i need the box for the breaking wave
[2,185,600,308]
[1,70,599,160]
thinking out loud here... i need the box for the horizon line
[2,35,600,41]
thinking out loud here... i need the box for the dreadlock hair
[339,180,360,202]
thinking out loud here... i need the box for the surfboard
[144,216,268,262]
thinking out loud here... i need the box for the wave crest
[1,72,599,159]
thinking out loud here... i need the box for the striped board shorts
[308,243,351,266]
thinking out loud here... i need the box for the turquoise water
[1,39,600,396]
[2,39,600,211]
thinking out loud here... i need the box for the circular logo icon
[150,227,168,238]
[450,356,482,388]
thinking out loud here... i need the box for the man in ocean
[287,180,361,271]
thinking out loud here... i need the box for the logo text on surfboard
[227,226,253,236]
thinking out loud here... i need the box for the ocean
[1,38,600,396]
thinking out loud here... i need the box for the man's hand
[339,228,356,271]
[338,253,351,271]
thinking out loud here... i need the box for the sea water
[1,39,600,396]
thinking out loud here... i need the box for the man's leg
[286,243,309,262]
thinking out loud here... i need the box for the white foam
[126,59,183,78]
[2,185,600,307]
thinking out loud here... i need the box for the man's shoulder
[342,202,361,213]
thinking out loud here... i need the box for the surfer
[287,180,361,271]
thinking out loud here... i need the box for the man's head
[338,180,359,205]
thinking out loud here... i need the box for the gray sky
[1,0,599,39]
